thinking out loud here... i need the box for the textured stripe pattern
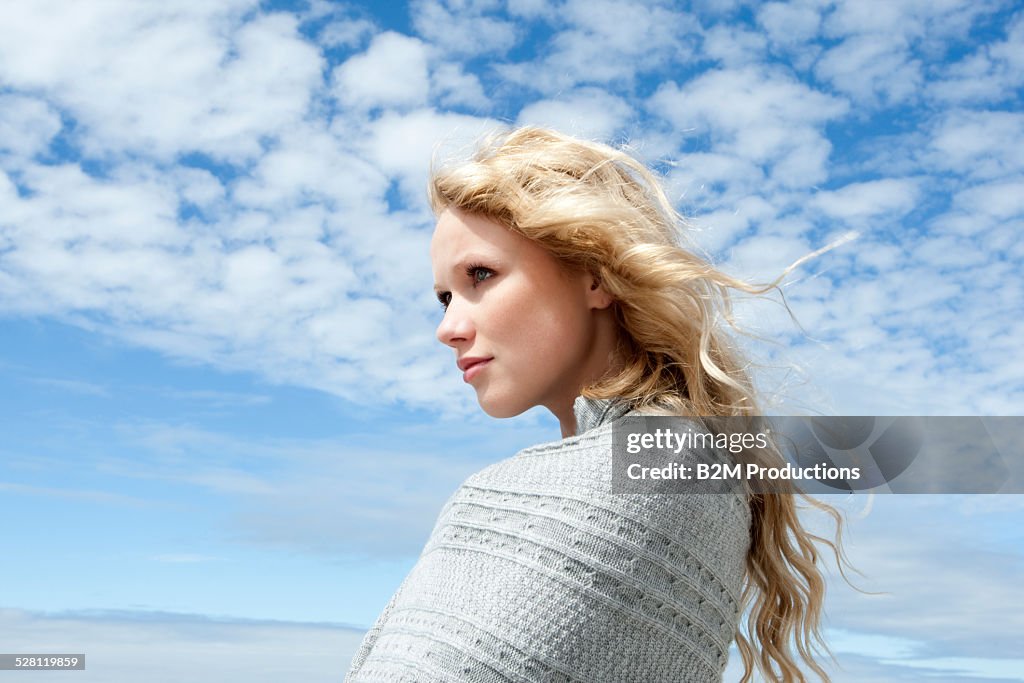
[345,397,751,682]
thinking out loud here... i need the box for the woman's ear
[586,275,614,310]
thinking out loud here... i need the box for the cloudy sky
[0,0,1022,681]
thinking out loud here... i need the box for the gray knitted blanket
[345,396,751,682]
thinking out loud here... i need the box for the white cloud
[516,89,634,141]
[665,152,767,209]
[431,62,490,109]
[0,94,62,160]
[317,18,376,48]
[411,0,518,56]
[928,110,1024,180]
[724,232,814,282]
[757,1,824,47]
[930,13,1024,104]
[0,139,461,409]
[809,178,920,226]
[0,2,323,162]
[824,0,990,46]
[232,124,389,211]
[332,31,430,110]
[764,226,1024,417]
[358,107,501,205]
[824,0,920,37]
[305,0,378,51]
[954,180,1024,220]
[815,34,923,105]
[815,0,999,106]
[681,194,777,254]
[700,24,769,66]
[496,0,698,93]
[648,67,848,187]
[506,0,556,20]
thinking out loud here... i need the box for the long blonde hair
[429,126,851,682]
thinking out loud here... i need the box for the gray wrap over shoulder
[345,396,751,682]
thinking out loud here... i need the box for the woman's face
[431,207,614,422]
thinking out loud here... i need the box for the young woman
[345,127,845,682]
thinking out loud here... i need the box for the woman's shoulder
[464,414,623,495]
[427,410,752,617]
[456,409,749,526]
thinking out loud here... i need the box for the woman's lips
[462,358,492,383]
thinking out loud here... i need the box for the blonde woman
[345,127,846,682]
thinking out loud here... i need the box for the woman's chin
[476,392,529,419]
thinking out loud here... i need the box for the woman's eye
[467,265,494,284]
[436,267,493,311]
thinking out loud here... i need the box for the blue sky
[0,0,1022,681]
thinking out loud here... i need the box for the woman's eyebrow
[433,253,500,292]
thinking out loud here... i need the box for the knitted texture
[345,396,752,682]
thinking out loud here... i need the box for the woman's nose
[436,300,474,347]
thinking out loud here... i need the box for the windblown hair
[429,126,851,682]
